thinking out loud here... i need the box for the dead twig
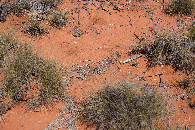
[147,71,165,77]
[120,54,142,64]
[108,0,126,11]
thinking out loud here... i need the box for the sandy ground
[0,0,194,129]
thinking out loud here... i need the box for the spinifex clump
[80,82,168,129]
[130,33,194,73]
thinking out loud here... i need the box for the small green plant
[80,82,168,129]
[4,44,64,105]
[49,11,68,28]
[0,101,6,116]
[188,22,195,42]
[0,32,17,67]
[40,0,62,9]
[0,33,65,108]
[177,78,192,90]
[26,19,45,36]
[130,33,194,73]
[165,0,195,16]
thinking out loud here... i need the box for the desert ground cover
[0,0,194,129]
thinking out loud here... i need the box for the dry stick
[120,54,142,64]
[147,71,165,77]
[97,1,111,14]
[134,33,145,44]
[147,71,165,87]
[108,0,126,11]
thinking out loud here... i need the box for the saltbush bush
[0,2,11,22]
[49,11,68,28]
[0,0,62,22]
[40,0,62,9]
[80,82,168,129]
[130,33,195,73]
[26,19,45,36]
[188,22,195,42]
[10,0,33,17]
[177,78,192,90]
[165,0,194,16]
[0,33,64,107]
[0,33,17,67]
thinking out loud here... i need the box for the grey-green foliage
[165,0,194,16]
[188,22,195,42]
[1,33,64,106]
[26,19,45,36]
[80,82,168,130]
[0,33,17,67]
[49,11,68,28]
[40,0,62,9]
[0,0,62,22]
[130,33,195,73]
[10,0,33,17]
[177,78,192,90]
[0,2,11,22]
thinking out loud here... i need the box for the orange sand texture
[0,0,194,129]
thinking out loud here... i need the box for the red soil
[0,0,194,129]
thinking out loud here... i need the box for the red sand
[0,0,194,129]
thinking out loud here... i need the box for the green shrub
[188,22,195,42]
[26,19,45,36]
[0,2,11,22]
[0,33,17,67]
[177,78,192,90]
[0,0,62,22]
[37,60,65,105]
[80,83,168,129]
[0,34,65,106]
[130,33,194,73]
[0,101,6,116]
[165,0,194,16]
[4,44,64,104]
[40,0,62,9]
[10,0,33,17]
[49,11,68,28]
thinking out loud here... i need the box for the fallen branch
[108,0,126,11]
[147,71,165,77]
[120,54,142,64]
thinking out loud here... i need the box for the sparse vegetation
[0,2,11,22]
[49,11,68,28]
[188,22,195,42]
[0,33,65,109]
[80,82,168,129]
[26,19,45,36]
[0,101,6,116]
[130,33,195,73]
[177,78,192,90]
[165,0,194,16]
[10,0,33,17]
[0,33,18,67]
[40,0,62,9]
[0,0,62,22]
